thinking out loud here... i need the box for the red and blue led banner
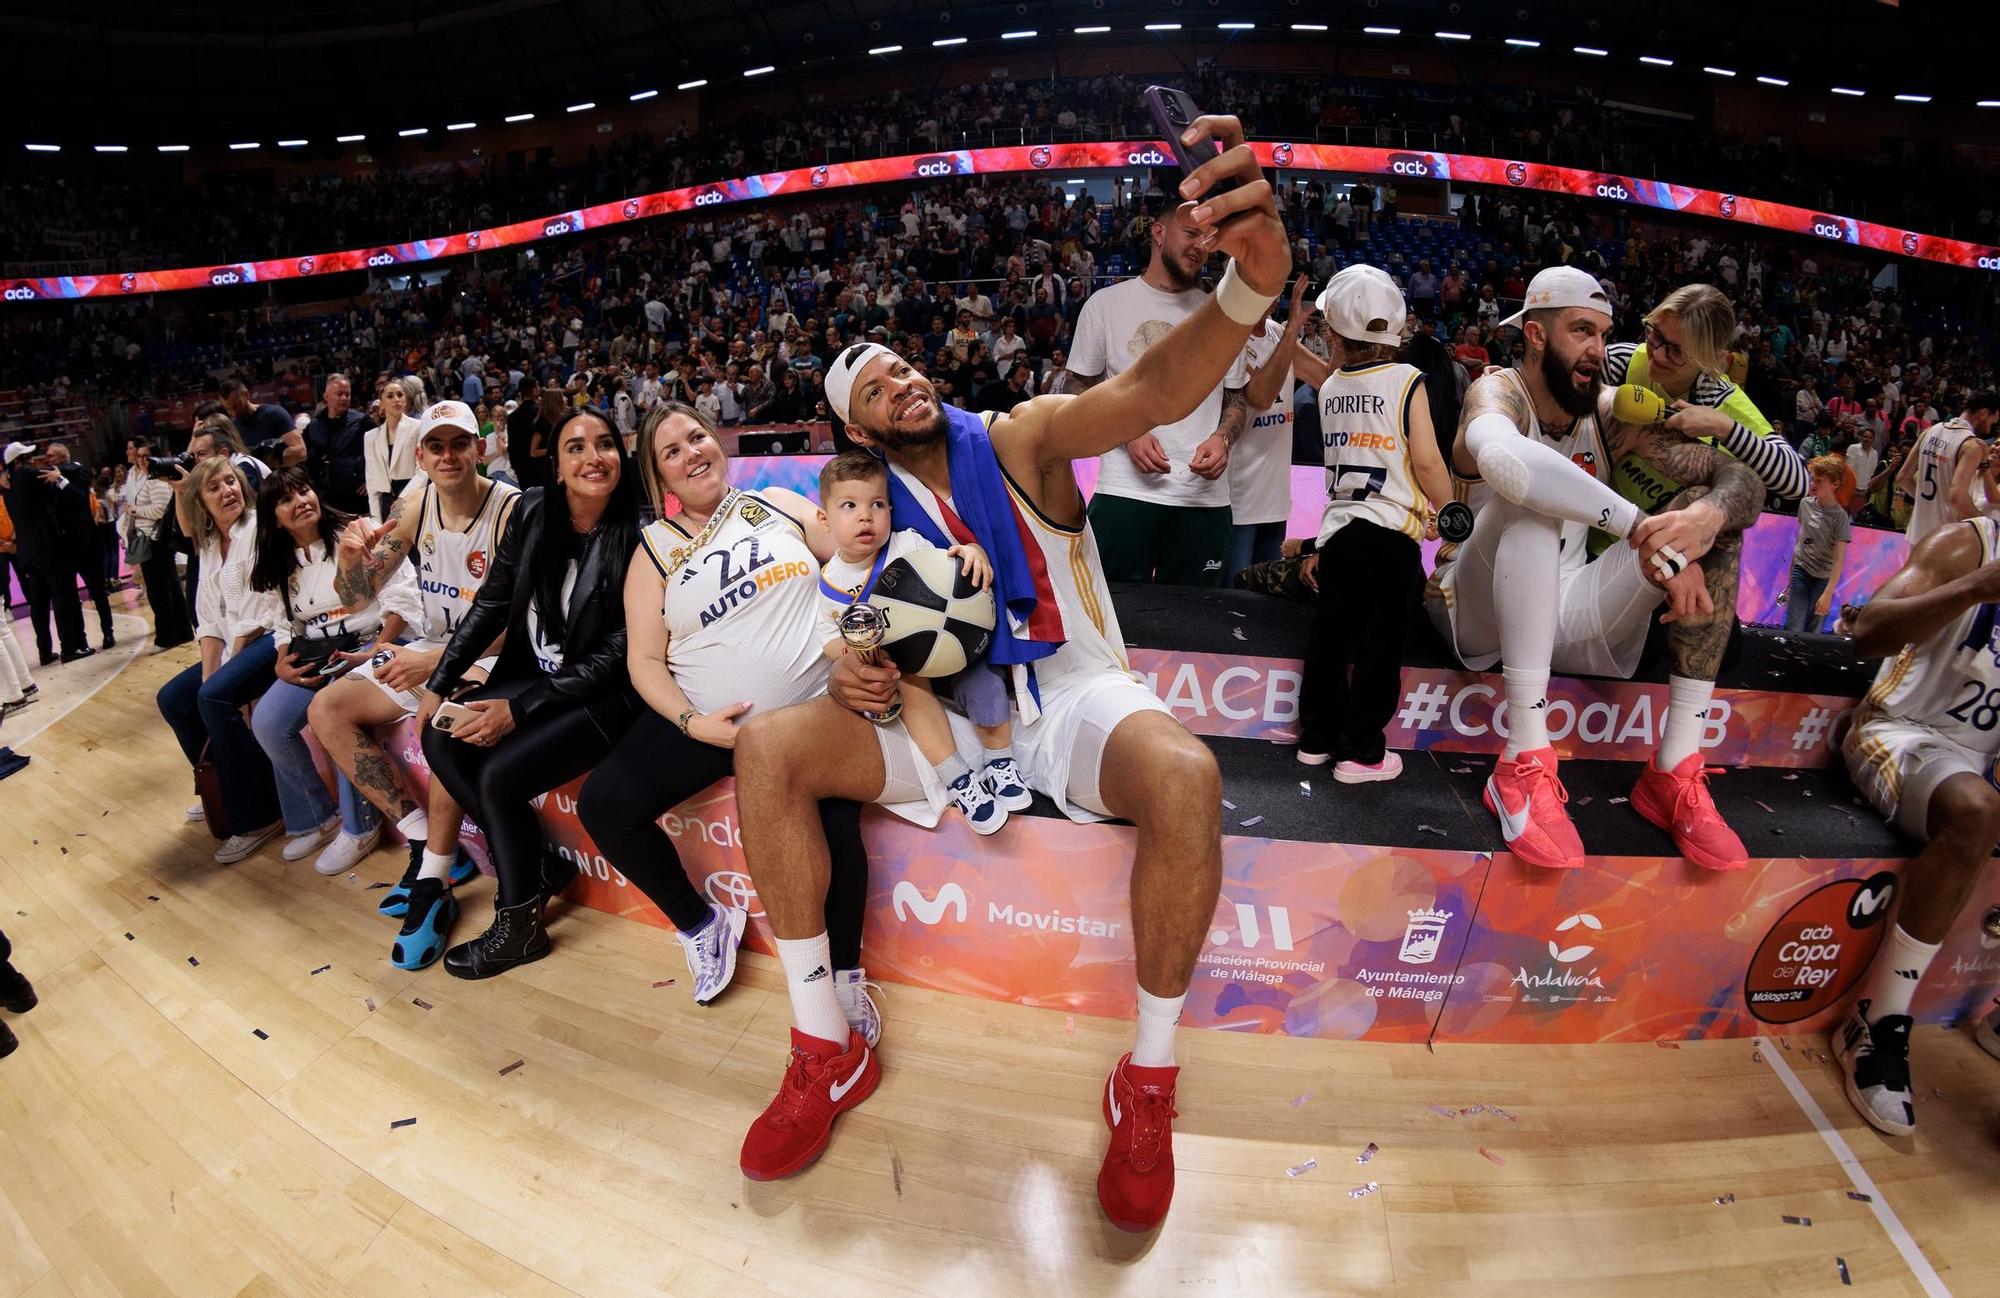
[6,139,1998,303]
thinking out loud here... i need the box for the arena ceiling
[0,0,1988,146]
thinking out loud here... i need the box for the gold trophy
[837,602,903,724]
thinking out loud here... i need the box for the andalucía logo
[1743,870,1895,1024]
[1511,913,1611,1000]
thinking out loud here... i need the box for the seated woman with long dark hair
[422,407,643,979]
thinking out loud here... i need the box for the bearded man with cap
[1425,266,1769,873]
[725,115,1291,1234]
[1061,201,1251,586]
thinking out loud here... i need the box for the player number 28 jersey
[1856,515,2000,756]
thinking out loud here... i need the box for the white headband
[824,341,897,424]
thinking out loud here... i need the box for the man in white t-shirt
[1228,276,1326,578]
[1064,205,1250,585]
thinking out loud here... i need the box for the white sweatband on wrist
[1215,261,1278,326]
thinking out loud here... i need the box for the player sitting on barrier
[1426,267,1769,872]
[1834,518,2000,1136]
[724,113,1290,1234]
[813,452,1028,834]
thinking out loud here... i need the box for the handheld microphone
[1611,384,1668,427]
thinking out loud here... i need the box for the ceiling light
[868,44,903,54]
[1574,46,1609,57]
[932,37,966,46]
[158,144,191,152]
[1363,27,1401,36]
[1757,76,1788,87]
[1831,86,1865,97]
[677,80,708,90]
[1074,26,1110,34]
[229,142,259,150]
[397,127,427,137]
[628,90,657,101]
[1218,22,1255,30]
[1065,179,1086,184]
[1506,38,1540,48]
[566,101,595,112]
[93,144,127,153]
[24,143,59,152]
[337,133,367,141]
[504,114,533,123]
[1894,93,1931,103]
[1703,66,1736,78]
[447,122,476,130]
[1436,31,1472,41]
[1292,23,1328,31]
[1640,55,1674,67]
[743,66,774,75]
[1002,30,1037,40]
[1145,23,1182,32]
[277,138,308,146]
[1980,100,2000,108]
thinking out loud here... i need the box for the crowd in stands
[5,66,1997,277]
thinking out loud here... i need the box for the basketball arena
[1,3,1996,1294]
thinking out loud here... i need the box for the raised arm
[1242,277,1309,411]
[1946,438,1984,525]
[334,485,420,607]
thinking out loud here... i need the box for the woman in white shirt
[154,458,286,863]
[249,465,422,872]
[364,377,426,521]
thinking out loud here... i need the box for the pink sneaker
[1483,747,1585,870]
[1333,752,1404,784]
[1631,753,1748,871]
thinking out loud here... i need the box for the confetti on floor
[1417,824,1448,836]
[366,881,391,890]
[1783,1214,1813,1227]
[365,998,377,1012]
[1286,1158,1318,1178]
[1356,1142,1379,1164]
[651,979,675,988]
[1714,1193,1736,1206]
[1238,816,1265,828]
[186,956,199,967]
[1656,1039,1682,1049]
[1459,1105,1485,1116]
[1782,772,1801,781]
[1845,1191,1873,1203]
[310,964,330,975]
[1231,627,1247,641]
[1298,781,1312,797]
[252,1029,268,1040]
[1478,1148,1506,1166]
[1755,800,1777,813]
[390,1117,417,1130]
[124,932,133,941]
[1608,796,1629,805]
[1450,765,1476,775]
[1222,799,1236,810]
[1064,1015,1075,1036]
[412,997,433,1010]
[1425,1104,1458,1118]
[1290,1093,1311,1107]
[1348,1181,1380,1199]
[1574,795,1593,806]
[1487,1106,1519,1122]
[498,1059,525,1076]
[1836,1258,1852,1286]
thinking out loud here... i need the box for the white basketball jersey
[413,479,518,648]
[1855,516,2000,756]
[644,492,828,715]
[1437,366,1610,581]
[1906,417,1981,545]
[1317,360,1428,546]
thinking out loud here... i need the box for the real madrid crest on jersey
[740,499,771,528]
[422,531,437,556]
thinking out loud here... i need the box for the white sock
[938,752,973,786]
[397,808,430,842]
[1854,925,1940,1022]
[983,742,1015,765]
[776,932,851,1049]
[418,849,457,883]
[1501,666,1550,758]
[1133,988,1186,1068]
[1657,675,1714,771]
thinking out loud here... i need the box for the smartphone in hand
[431,699,481,732]
[1143,85,1242,200]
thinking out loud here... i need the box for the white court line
[1756,1034,1951,1298]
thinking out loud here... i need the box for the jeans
[156,634,281,831]
[1783,565,1832,632]
[1228,521,1287,584]
[251,678,379,837]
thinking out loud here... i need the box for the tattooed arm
[1450,370,1531,477]
[1190,385,1247,480]
[333,486,417,608]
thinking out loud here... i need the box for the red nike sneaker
[1482,746,1585,870]
[1631,752,1749,871]
[1097,1053,1180,1233]
[740,1028,879,1181]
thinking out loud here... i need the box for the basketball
[868,545,997,677]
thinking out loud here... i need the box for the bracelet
[676,707,697,735]
[1215,261,1279,326]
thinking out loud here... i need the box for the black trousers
[78,545,112,641]
[421,676,639,907]
[1298,520,1424,764]
[577,706,869,964]
[137,543,193,647]
[21,557,85,659]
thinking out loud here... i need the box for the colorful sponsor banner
[1737,510,1909,629]
[1129,649,1856,768]
[9,140,1996,303]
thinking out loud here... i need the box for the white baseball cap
[824,341,897,424]
[2,441,34,466]
[1314,265,1407,348]
[418,400,480,439]
[1499,266,1613,329]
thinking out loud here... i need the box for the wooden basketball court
[1,643,1993,1297]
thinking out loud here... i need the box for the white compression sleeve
[1464,411,1642,539]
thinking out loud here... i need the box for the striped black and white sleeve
[1697,374,1808,500]
[1603,341,1635,387]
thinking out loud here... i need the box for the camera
[152,452,198,478]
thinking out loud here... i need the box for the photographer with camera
[120,435,195,651]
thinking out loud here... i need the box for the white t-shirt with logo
[819,530,933,629]
[1070,277,1249,509]
[526,560,579,674]
[1227,318,1295,526]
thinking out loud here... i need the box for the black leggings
[578,705,870,967]
[422,676,637,906]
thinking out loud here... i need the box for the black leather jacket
[426,487,634,721]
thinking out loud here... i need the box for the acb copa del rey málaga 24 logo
[1743,870,1897,1024]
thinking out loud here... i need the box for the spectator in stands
[190,415,267,492]
[977,362,1034,415]
[304,374,370,518]
[420,408,642,980]
[1407,260,1438,319]
[248,467,419,872]
[1229,277,1317,581]
[1785,456,1851,632]
[119,435,193,651]
[219,379,298,460]
[363,376,425,521]
[155,457,283,858]
[1066,208,1248,586]
[3,442,95,663]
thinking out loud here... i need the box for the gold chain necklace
[665,487,741,573]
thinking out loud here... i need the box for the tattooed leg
[307,679,420,822]
[1665,495,1743,683]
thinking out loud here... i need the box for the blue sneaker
[391,878,459,971]
[980,757,1034,812]
[379,843,479,917]
[948,769,1007,835]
